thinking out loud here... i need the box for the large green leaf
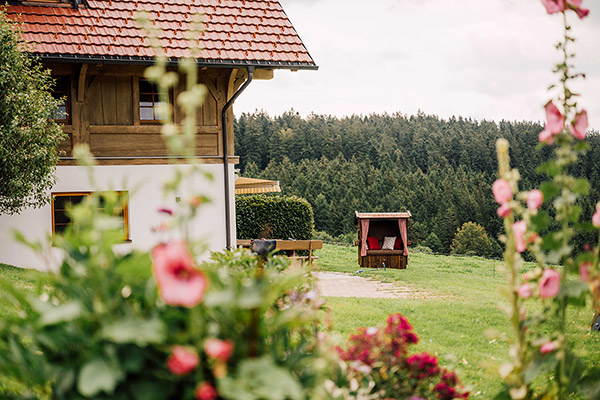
[77,358,122,397]
[100,316,166,346]
[32,300,83,326]
[218,356,303,400]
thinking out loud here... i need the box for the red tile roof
[5,0,316,69]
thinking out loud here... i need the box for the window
[51,76,70,123]
[51,192,130,240]
[139,79,163,124]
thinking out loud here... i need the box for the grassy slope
[315,244,600,399]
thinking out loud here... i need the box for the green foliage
[236,194,314,240]
[422,232,444,254]
[0,9,65,214]
[0,193,332,399]
[450,222,492,257]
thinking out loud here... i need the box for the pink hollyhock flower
[580,262,591,282]
[539,101,565,144]
[592,207,600,227]
[539,127,555,145]
[492,179,513,205]
[568,109,588,140]
[167,346,199,376]
[527,190,543,210]
[152,241,207,308]
[517,283,533,299]
[541,0,565,14]
[545,101,565,134]
[566,0,589,18]
[204,338,234,363]
[540,341,558,354]
[512,221,528,253]
[195,382,218,400]
[539,268,561,298]
[497,203,511,218]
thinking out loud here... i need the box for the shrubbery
[236,195,314,240]
[450,222,492,257]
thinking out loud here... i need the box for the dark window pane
[53,195,69,211]
[54,211,70,225]
[139,79,153,94]
[70,195,85,206]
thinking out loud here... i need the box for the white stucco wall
[0,163,236,270]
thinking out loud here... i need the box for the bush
[422,232,444,254]
[412,245,433,254]
[336,314,469,399]
[450,222,492,257]
[236,195,314,240]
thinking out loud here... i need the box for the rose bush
[336,314,468,400]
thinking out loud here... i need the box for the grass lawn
[315,244,600,399]
[1,249,599,398]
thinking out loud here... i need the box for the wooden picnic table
[236,239,323,265]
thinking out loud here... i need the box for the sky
[234,0,600,130]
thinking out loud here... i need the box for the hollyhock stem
[496,140,529,398]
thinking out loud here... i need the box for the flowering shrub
[491,1,600,399]
[0,204,333,399]
[336,314,468,400]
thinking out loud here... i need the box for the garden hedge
[236,194,314,240]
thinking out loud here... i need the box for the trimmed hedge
[236,195,314,240]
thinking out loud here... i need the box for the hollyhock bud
[527,190,543,210]
[512,221,527,253]
[492,179,512,205]
[540,341,558,354]
[517,283,533,299]
[593,206,600,228]
[580,262,591,282]
[195,382,218,400]
[541,0,565,14]
[539,268,561,298]
[568,110,588,140]
[566,0,589,19]
[497,203,511,218]
[157,207,174,215]
[152,241,207,308]
[204,338,234,363]
[167,346,199,376]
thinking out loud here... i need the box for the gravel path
[314,272,431,299]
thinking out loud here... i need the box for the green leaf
[574,141,591,153]
[568,205,582,223]
[32,300,83,326]
[218,356,303,400]
[523,354,558,384]
[538,161,561,178]
[116,251,152,280]
[530,211,550,232]
[100,316,166,346]
[558,281,589,300]
[77,358,123,397]
[540,181,560,200]
[572,178,590,195]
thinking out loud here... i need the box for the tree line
[234,110,600,254]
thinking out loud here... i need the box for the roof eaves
[35,53,319,70]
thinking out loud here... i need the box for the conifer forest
[235,111,600,255]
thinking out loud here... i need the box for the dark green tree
[450,222,492,257]
[0,10,65,214]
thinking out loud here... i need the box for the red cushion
[394,237,403,250]
[367,236,380,250]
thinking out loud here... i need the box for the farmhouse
[0,0,316,269]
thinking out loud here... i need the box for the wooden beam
[89,125,219,134]
[199,76,219,102]
[77,64,88,102]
